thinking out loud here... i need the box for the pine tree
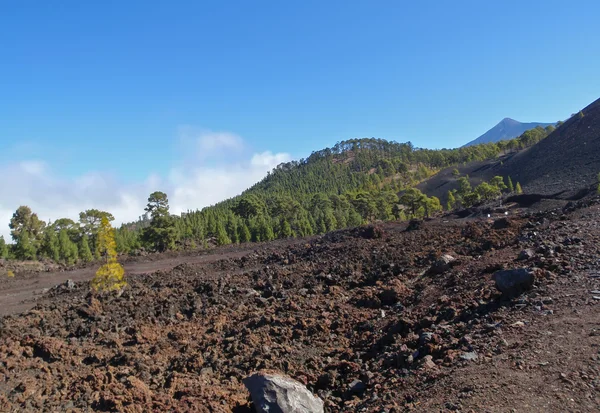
[141,192,177,252]
[58,229,78,264]
[256,216,275,241]
[347,209,363,227]
[447,190,456,211]
[78,234,94,262]
[0,236,7,259]
[14,231,37,260]
[91,216,126,292]
[225,216,239,243]
[238,221,251,243]
[215,222,231,246]
[41,229,60,262]
[507,176,514,193]
[279,217,293,238]
[516,182,523,194]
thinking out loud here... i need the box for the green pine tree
[78,234,94,262]
[14,231,37,260]
[58,229,78,265]
[279,217,293,238]
[141,192,178,252]
[238,221,251,243]
[215,222,231,246]
[516,182,523,194]
[41,229,60,262]
[447,190,456,210]
[507,176,514,193]
[0,236,8,259]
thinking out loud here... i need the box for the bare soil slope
[1,197,599,412]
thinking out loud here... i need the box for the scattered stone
[349,379,366,394]
[517,249,535,261]
[460,352,478,362]
[492,268,534,296]
[428,255,456,275]
[420,355,436,369]
[243,373,324,413]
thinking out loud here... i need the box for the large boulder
[243,373,324,413]
[492,268,534,296]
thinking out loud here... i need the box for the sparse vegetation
[90,217,126,292]
[516,182,523,194]
[447,176,510,210]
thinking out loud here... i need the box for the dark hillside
[496,97,600,195]
[420,97,600,204]
[416,154,515,205]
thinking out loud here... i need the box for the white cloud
[178,126,245,160]
[0,129,291,241]
[20,160,46,175]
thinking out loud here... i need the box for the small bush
[7,270,15,278]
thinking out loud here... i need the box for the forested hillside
[1,126,556,263]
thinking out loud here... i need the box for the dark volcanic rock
[243,373,324,413]
[492,268,534,296]
[428,254,456,275]
[492,218,512,230]
[517,249,535,261]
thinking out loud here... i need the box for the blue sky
[0,0,599,235]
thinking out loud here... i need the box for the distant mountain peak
[463,118,555,147]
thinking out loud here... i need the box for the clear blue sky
[1,0,599,180]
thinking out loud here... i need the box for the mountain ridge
[463,118,555,147]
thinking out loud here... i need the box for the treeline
[1,208,111,263]
[1,131,549,262]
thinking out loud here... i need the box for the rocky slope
[1,196,600,412]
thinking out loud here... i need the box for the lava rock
[460,352,478,361]
[406,219,423,231]
[379,279,411,305]
[349,379,366,394]
[517,249,535,261]
[243,373,324,413]
[428,255,456,275]
[492,268,534,296]
[420,355,436,369]
[492,217,512,229]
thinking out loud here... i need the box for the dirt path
[0,248,255,317]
